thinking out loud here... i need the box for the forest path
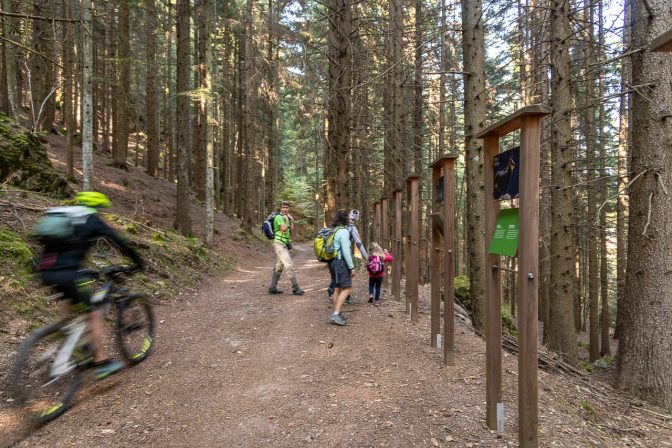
[4,244,669,447]
[4,243,502,448]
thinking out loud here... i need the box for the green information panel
[488,208,519,257]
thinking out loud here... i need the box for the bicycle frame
[50,317,86,378]
[49,281,114,378]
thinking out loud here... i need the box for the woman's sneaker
[374,300,380,306]
[368,295,374,303]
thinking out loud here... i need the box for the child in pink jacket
[366,242,394,305]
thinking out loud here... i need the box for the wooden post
[483,135,502,430]
[651,29,672,52]
[380,197,389,290]
[392,189,403,301]
[373,201,381,243]
[406,175,421,323]
[518,115,542,447]
[441,155,458,365]
[430,162,442,348]
[476,104,551,448]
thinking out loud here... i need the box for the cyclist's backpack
[262,211,278,239]
[33,206,93,246]
[314,226,344,262]
[367,255,384,275]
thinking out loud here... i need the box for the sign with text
[493,146,520,200]
[488,207,519,257]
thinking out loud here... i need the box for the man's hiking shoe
[368,295,374,304]
[293,288,305,295]
[344,295,354,305]
[94,359,124,380]
[338,312,347,321]
[268,288,284,294]
[330,314,347,326]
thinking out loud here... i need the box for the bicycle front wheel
[116,293,155,364]
[9,323,82,424]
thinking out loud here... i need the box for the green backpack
[313,226,345,262]
[33,206,94,246]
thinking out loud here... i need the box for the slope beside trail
[4,243,672,448]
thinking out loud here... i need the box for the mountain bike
[8,265,155,424]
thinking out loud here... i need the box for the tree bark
[112,0,130,169]
[617,0,672,411]
[461,0,487,331]
[548,0,578,364]
[81,0,94,190]
[324,0,352,214]
[145,0,160,177]
[2,0,18,121]
[29,0,56,132]
[175,0,192,235]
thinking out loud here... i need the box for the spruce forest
[1,0,672,446]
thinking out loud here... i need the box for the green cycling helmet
[75,191,111,209]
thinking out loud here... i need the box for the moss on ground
[0,114,72,197]
[0,206,236,336]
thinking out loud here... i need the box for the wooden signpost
[392,189,403,301]
[406,175,421,322]
[430,154,458,364]
[476,104,551,448]
[373,201,381,243]
[380,197,390,290]
[651,29,672,52]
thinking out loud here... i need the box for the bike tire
[116,293,155,364]
[9,322,82,424]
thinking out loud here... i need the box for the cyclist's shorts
[40,269,95,313]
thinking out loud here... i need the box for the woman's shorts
[329,258,352,288]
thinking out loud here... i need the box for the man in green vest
[268,201,305,295]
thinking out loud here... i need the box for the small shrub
[454,275,470,310]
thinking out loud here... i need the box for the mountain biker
[36,191,144,379]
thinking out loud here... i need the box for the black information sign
[492,146,520,200]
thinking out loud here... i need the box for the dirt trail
[3,244,672,447]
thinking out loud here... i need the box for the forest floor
[2,140,672,447]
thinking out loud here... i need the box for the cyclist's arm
[89,215,144,268]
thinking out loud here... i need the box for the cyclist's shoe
[268,287,284,294]
[292,287,305,296]
[94,359,124,380]
[330,313,347,326]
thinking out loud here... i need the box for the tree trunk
[324,0,352,214]
[461,0,487,331]
[201,0,214,245]
[617,0,672,411]
[112,0,130,169]
[2,0,18,121]
[145,0,160,177]
[63,0,76,181]
[175,0,192,235]
[29,0,56,132]
[81,0,94,190]
[548,0,578,364]
[614,0,630,340]
[384,0,404,194]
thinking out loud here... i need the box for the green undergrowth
[0,207,237,335]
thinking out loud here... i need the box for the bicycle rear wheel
[116,293,155,364]
[9,323,82,424]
